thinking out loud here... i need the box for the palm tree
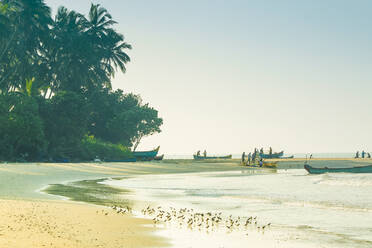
[0,0,52,94]
[47,7,88,93]
[85,4,132,79]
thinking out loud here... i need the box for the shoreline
[0,160,249,248]
[1,159,371,247]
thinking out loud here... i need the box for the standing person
[269,147,272,156]
[203,150,207,157]
[355,151,359,158]
[362,150,365,159]
[259,158,263,167]
[247,152,252,165]
[260,148,264,156]
[242,152,246,164]
[368,153,371,159]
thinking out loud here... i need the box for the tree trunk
[132,135,143,151]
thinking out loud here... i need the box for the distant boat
[193,154,232,160]
[260,151,284,159]
[245,161,277,168]
[304,163,372,174]
[154,154,164,161]
[280,155,294,159]
[133,146,160,161]
[53,158,70,163]
[105,158,137,162]
[263,161,278,168]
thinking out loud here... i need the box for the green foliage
[38,91,89,159]
[0,1,162,162]
[0,94,46,161]
[80,135,133,161]
[88,89,162,148]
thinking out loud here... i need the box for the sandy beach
[0,199,166,248]
[0,160,245,248]
[1,158,372,248]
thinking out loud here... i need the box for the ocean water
[103,169,372,248]
[166,152,356,159]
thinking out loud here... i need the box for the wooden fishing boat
[260,151,284,159]
[263,161,278,168]
[133,146,160,159]
[280,155,294,159]
[304,164,372,174]
[193,154,232,160]
[53,158,70,163]
[105,158,137,162]
[154,154,164,161]
[245,161,277,168]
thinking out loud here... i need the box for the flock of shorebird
[108,205,272,235]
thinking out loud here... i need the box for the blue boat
[105,158,137,162]
[133,146,160,159]
[193,154,232,160]
[304,164,372,174]
[260,151,284,159]
[53,158,70,163]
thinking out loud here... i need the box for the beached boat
[260,151,284,159]
[105,158,137,162]
[263,162,278,168]
[280,155,294,159]
[133,146,160,159]
[193,154,232,160]
[53,158,70,163]
[304,164,372,174]
[245,161,277,168]
[154,154,164,161]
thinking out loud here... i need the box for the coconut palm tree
[0,0,52,94]
[85,4,132,80]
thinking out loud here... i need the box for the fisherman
[247,152,252,165]
[241,152,246,164]
[252,149,256,162]
[355,151,359,159]
[196,150,201,156]
[269,147,272,156]
[203,150,207,157]
[368,153,371,158]
[259,148,264,156]
[362,150,365,159]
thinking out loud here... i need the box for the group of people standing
[196,150,207,157]
[355,151,371,159]
[241,147,272,166]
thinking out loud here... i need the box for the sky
[45,0,372,155]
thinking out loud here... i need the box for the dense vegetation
[0,0,162,162]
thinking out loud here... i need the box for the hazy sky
[45,0,372,155]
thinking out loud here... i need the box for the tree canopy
[0,0,162,162]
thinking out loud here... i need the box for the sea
[103,166,372,248]
[166,152,356,159]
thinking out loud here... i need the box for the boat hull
[260,151,284,159]
[280,155,294,159]
[105,158,137,162]
[304,164,372,174]
[193,155,232,160]
[154,154,164,161]
[133,146,160,159]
